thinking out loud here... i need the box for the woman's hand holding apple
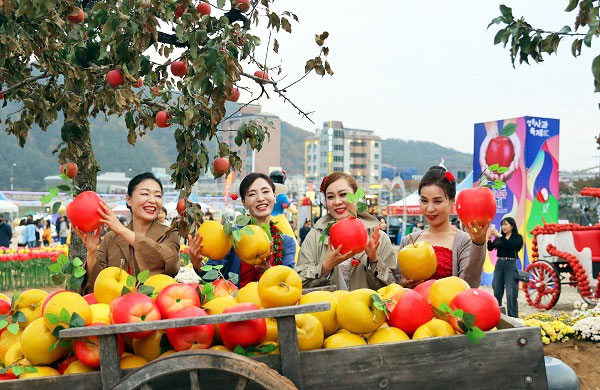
[399,275,423,289]
[97,202,126,235]
[365,226,381,263]
[322,244,356,276]
[73,226,101,254]
[465,221,490,246]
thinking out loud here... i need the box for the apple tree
[0,0,332,260]
[488,2,600,145]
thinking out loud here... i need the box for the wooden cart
[3,302,548,390]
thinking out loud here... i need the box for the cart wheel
[523,261,561,310]
[111,349,297,390]
[581,286,600,307]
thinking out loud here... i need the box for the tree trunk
[67,118,100,263]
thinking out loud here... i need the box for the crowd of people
[0,214,71,248]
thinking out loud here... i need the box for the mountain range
[0,101,472,191]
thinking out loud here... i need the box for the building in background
[304,121,382,188]
[219,103,281,177]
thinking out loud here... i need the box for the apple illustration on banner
[485,122,517,168]
[535,187,548,203]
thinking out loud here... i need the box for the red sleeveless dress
[431,246,452,279]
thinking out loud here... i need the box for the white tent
[389,191,420,208]
[0,200,18,214]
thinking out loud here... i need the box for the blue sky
[234,0,600,171]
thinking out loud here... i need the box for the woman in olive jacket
[296,172,397,291]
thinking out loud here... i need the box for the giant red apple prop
[155,283,201,318]
[485,136,515,168]
[449,288,501,332]
[111,292,162,339]
[329,217,368,255]
[455,187,496,227]
[166,306,214,351]
[170,61,187,77]
[66,191,103,233]
[212,157,230,175]
[106,70,124,87]
[387,289,434,336]
[219,303,266,350]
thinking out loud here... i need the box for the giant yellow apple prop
[336,289,386,334]
[397,241,437,281]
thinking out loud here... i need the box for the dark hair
[161,206,167,214]
[320,172,358,194]
[500,217,519,237]
[20,219,26,226]
[418,166,456,200]
[127,172,163,197]
[239,173,275,200]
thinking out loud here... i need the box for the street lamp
[10,163,16,191]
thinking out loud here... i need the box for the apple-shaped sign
[455,187,496,227]
[66,191,103,233]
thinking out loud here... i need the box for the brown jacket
[397,229,486,288]
[82,219,181,295]
[296,212,397,291]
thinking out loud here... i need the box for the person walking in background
[0,216,12,248]
[299,219,311,245]
[487,216,523,318]
[579,207,593,226]
[14,219,26,247]
[24,218,37,248]
[42,219,52,246]
[35,219,44,247]
[56,216,70,245]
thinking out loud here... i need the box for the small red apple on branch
[212,157,230,176]
[171,61,188,77]
[196,2,211,15]
[233,0,251,13]
[106,70,124,87]
[67,7,85,24]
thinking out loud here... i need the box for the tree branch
[0,73,48,96]
[141,99,169,110]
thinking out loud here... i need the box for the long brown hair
[320,172,358,194]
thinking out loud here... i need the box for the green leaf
[217,0,225,8]
[223,223,232,236]
[48,263,61,273]
[70,312,85,328]
[558,25,571,34]
[228,273,239,286]
[346,192,356,203]
[500,123,517,136]
[40,194,53,204]
[12,366,25,376]
[58,339,72,349]
[51,274,66,286]
[12,311,26,323]
[355,188,365,199]
[52,202,62,214]
[201,283,214,302]
[49,187,59,199]
[439,302,451,313]
[235,214,251,226]
[488,163,500,172]
[73,267,86,278]
[204,270,219,281]
[0,320,7,330]
[121,286,131,296]
[57,255,69,266]
[241,226,255,236]
[51,325,65,338]
[496,167,509,174]
[257,343,278,353]
[213,265,224,270]
[592,55,600,88]
[7,323,19,335]
[471,326,485,339]
[138,284,155,297]
[565,0,579,12]
[137,270,150,284]
[462,312,476,328]
[59,308,71,324]
[48,340,59,352]
[126,275,136,288]
[200,265,213,272]
[357,202,367,213]
[73,258,83,267]
[45,313,59,325]
[499,4,513,20]
[57,184,71,191]
[232,230,242,242]
[233,345,247,356]
[24,366,38,373]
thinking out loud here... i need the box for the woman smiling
[188,173,296,287]
[296,172,396,291]
[78,172,181,294]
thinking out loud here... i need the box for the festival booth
[0,192,19,219]
[386,192,421,216]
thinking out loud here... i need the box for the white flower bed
[573,317,600,341]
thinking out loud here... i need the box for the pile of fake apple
[0,264,501,380]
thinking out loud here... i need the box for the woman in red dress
[397,166,489,288]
